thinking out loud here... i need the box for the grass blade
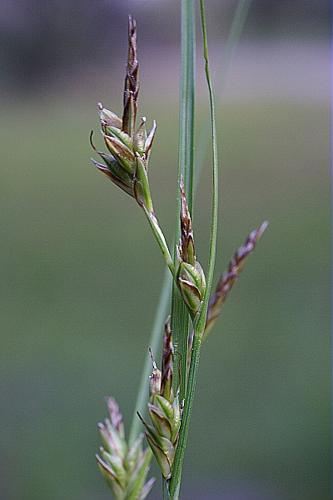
[171,0,196,403]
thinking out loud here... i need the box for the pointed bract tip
[179,175,185,192]
[136,411,144,424]
[148,347,157,370]
[89,130,96,150]
[128,14,137,29]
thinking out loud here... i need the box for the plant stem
[196,0,252,169]
[169,328,203,498]
[162,478,169,499]
[142,206,175,276]
[197,0,219,303]
[171,0,196,405]
[169,0,219,496]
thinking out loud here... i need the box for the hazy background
[0,1,330,499]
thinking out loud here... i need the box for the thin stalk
[169,0,219,496]
[142,206,175,276]
[171,0,196,405]
[196,0,252,169]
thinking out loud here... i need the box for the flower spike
[96,397,155,499]
[177,180,206,317]
[140,324,181,480]
[90,17,175,276]
[91,16,155,207]
[161,317,173,402]
[123,15,139,137]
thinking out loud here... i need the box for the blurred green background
[0,1,330,499]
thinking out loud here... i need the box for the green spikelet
[176,179,206,317]
[96,397,155,499]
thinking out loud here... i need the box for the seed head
[176,180,206,317]
[140,328,181,480]
[205,221,269,337]
[96,397,155,498]
[122,15,139,137]
[91,16,157,212]
[161,317,173,401]
[179,178,195,265]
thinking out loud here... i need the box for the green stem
[197,0,219,303]
[142,206,175,276]
[162,478,169,499]
[196,0,252,169]
[169,329,203,497]
[171,0,196,406]
[169,0,219,496]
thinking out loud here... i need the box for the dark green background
[0,3,330,499]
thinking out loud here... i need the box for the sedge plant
[90,2,267,499]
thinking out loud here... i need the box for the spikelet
[205,221,268,337]
[177,179,206,317]
[139,320,181,480]
[96,397,155,499]
[91,16,157,211]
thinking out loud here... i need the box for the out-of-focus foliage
[1,95,329,500]
[0,0,329,91]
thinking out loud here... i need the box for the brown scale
[122,16,139,137]
[179,178,195,265]
[161,318,174,401]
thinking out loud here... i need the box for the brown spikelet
[179,178,195,265]
[205,221,268,337]
[161,317,173,400]
[122,15,139,136]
